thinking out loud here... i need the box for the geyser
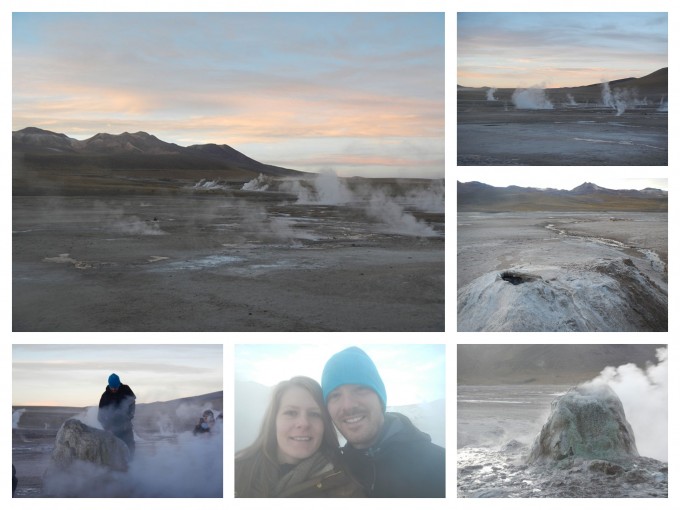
[511,87,553,109]
[527,384,638,465]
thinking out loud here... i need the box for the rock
[49,419,130,471]
[527,384,638,464]
[43,419,131,497]
[499,439,524,453]
[588,460,624,475]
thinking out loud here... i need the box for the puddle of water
[153,255,244,271]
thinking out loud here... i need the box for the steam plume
[511,87,553,109]
[581,347,667,461]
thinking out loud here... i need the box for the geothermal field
[457,179,668,332]
[458,69,668,165]
[12,392,223,497]
[457,211,667,331]
[13,156,444,331]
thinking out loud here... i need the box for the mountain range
[13,127,306,194]
[458,67,668,102]
[458,345,665,385]
[458,180,668,212]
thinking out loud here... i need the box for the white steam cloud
[601,82,627,116]
[13,409,26,429]
[486,87,497,101]
[658,96,668,112]
[511,87,553,109]
[245,170,441,238]
[49,405,223,496]
[581,347,667,461]
[367,190,437,237]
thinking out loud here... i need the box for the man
[98,373,136,456]
[322,346,445,497]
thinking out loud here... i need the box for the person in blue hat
[98,373,136,456]
[322,347,445,497]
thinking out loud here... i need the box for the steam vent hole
[500,271,538,285]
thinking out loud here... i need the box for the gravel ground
[13,194,444,331]
[458,102,668,165]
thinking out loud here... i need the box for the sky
[235,344,445,407]
[458,12,668,88]
[456,170,669,191]
[12,344,223,407]
[11,11,444,179]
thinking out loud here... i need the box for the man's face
[326,384,384,449]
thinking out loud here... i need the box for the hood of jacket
[345,412,433,457]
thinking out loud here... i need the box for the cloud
[13,13,444,180]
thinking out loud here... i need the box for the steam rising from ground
[581,347,667,461]
[486,88,497,101]
[13,409,26,428]
[48,405,223,497]
[600,82,651,116]
[601,82,628,116]
[512,87,553,109]
[242,171,442,237]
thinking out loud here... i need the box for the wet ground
[457,385,668,498]
[457,101,668,165]
[457,212,667,331]
[13,191,444,331]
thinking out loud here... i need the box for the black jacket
[339,412,445,498]
[97,384,136,433]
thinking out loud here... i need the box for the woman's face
[276,386,324,464]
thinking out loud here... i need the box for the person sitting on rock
[193,410,216,435]
[98,373,136,456]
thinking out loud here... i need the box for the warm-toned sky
[12,345,223,407]
[12,12,444,179]
[458,12,668,88]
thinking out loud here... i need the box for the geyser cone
[527,384,638,464]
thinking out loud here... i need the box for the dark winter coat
[276,461,365,497]
[235,450,364,498]
[97,384,136,434]
[339,412,446,498]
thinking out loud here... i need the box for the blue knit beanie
[322,347,386,411]
[108,373,121,389]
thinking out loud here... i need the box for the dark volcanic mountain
[457,181,668,212]
[13,127,306,194]
[458,345,665,385]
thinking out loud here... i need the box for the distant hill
[12,390,223,435]
[457,181,668,212]
[13,127,307,195]
[458,67,668,102]
[458,345,665,385]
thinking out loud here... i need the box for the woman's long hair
[235,376,340,497]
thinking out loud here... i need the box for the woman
[235,376,364,497]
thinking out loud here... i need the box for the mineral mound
[527,384,638,464]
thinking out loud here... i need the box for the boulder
[43,419,131,497]
[49,418,130,471]
[527,384,638,464]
